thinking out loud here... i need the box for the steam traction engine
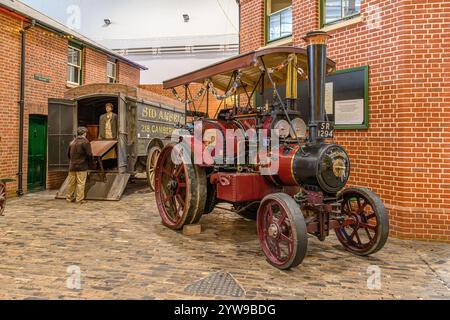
[155,31,389,269]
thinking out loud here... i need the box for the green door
[27,115,47,192]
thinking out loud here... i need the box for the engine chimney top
[303,31,331,45]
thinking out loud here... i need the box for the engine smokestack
[304,31,330,143]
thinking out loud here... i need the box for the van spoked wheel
[155,143,205,230]
[335,187,389,255]
[257,193,308,270]
[0,183,6,216]
[146,145,162,192]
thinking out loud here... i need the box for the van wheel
[146,145,162,191]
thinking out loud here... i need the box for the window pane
[68,66,73,82]
[73,49,80,66]
[269,13,281,41]
[107,62,116,78]
[73,67,79,84]
[325,0,342,24]
[68,47,74,64]
[325,0,360,24]
[68,65,80,84]
[68,47,81,66]
[271,0,291,13]
[343,0,360,17]
[280,8,292,37]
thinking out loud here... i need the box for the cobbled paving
[0,180,449,300]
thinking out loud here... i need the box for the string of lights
[207,71,241,100]
[0,23,75,40]
[171,85,206,104]
[171,71,242,104]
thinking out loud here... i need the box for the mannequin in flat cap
[67,127,93,204]
[98,103,118,162]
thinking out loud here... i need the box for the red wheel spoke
[174,165,183,178]
[353,228,362,245]
[278,209,287,226]
[349,226,358,240]
[280,233,293,244]
[274,241,281,258]
[177,182,186,189]
[366,213,376,220]
[358,200,368,213]
[267,206,274,224]
[359,222,376,230]
[176,194,185,208]
[364,227,374,241]
[164,194,174,203]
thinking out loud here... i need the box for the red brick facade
[240,0,450,241]
[0,11,142,195]
[83,48,109,84]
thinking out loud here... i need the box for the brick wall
[0,13,22,196]
[240,0,450,241]
[240,0,265,51]
[117,61,140,87]
[83,48,108,84]
[0,10,143,195]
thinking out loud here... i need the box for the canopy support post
[206,89,209,118]
[184,85,188,126]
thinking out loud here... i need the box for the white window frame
[323,0,361,27]
[267,5,293,43]
[67,45,82,86]
[107,60,117,84]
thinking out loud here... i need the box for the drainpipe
[17,19,36,196]
[236,0,241,54]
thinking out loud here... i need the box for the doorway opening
[27,115,47,192]
[77,96,119,171]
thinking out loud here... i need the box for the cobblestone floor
[0,180,449,300]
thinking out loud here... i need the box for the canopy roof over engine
[162,46,336,93]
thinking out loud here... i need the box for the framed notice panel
[255,65,369,130]
[325,66,369,129]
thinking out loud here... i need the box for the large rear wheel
[257,193,308,270]
[335,187,389,255]
[155,143,206,230]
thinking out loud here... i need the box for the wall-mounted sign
[34,74,50,83]
[256,65,370,130]
[335,99,365,125]
[325,82,334,115]
[325,66,369,129]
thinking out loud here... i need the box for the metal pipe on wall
[17,19,36,196]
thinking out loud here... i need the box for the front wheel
[257,193,308,270]
[335,187,389,256]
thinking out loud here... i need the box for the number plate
[317,121,334,139]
